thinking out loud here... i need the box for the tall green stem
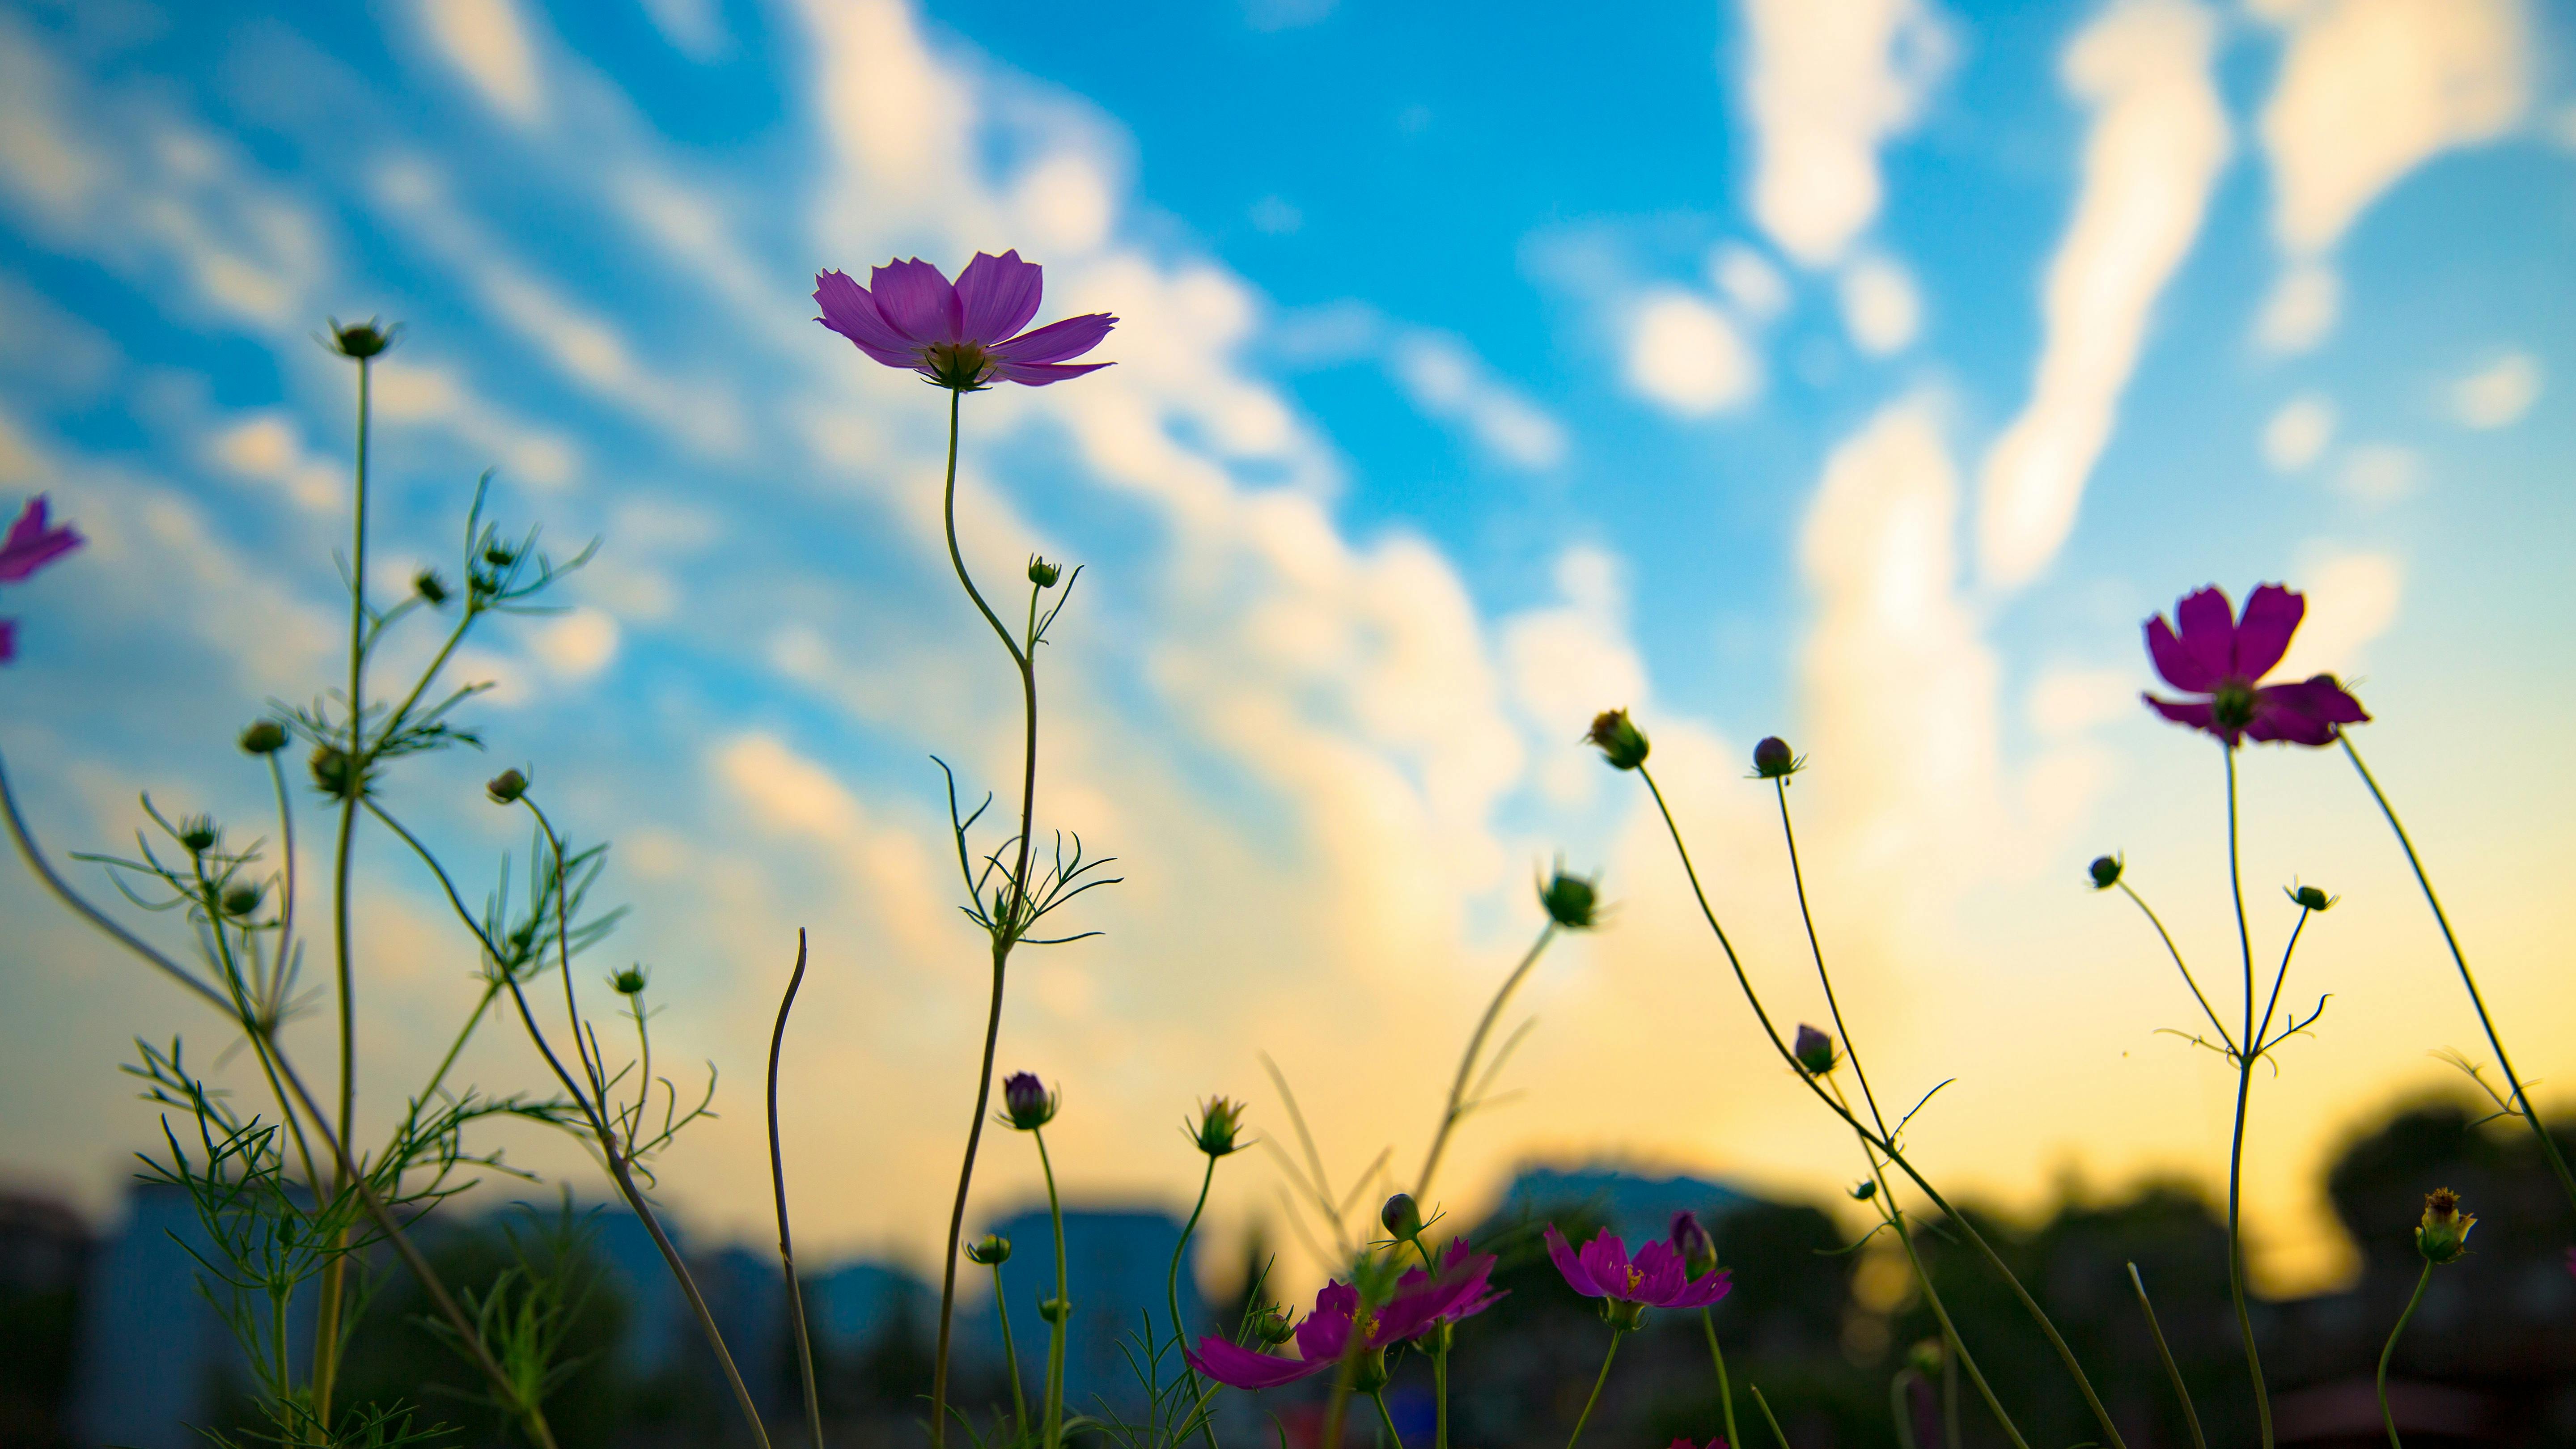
[1169,1154,1222,1449]
[1372,1391,1409,1449]
[1563,1329,1623,1449]
[1698,1309,1739,1449]
[769,933,826,1449]
[994,1263,1029,1439]
[2342,737,2576,1216]
[2128,1263,2209,1449]
[2376,1261,2432,1449]
[2221,748,2274,1449]
[1037,1127,1070,1449]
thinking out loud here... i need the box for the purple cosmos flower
[0,496,82,665]
[2142,585,2368,748]
[1185,1240,1501,1390]
[813,251,1115,390]
[1543,1224,1732,1319]
[1669,1210,1718,1278]
[1671,1440,1728,1449]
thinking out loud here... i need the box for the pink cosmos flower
[1185,1239,1501,1390]
[1671,1440,1728,1449]
[0,495,82,664]
[813,250,1115,390]
[2142,584,2368,748]
[1543,1224,1732,1313]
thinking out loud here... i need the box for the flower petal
[1627,1240,1686,1305]
[954,250,1045,346]
[1186,1335,1330,1390]
[868,257,962,345]
[2144,616,2211,694]
[0,618,15,664]
[2246,676,2369,746]
[0,495,82,584]
[813,271,921,368]
[2144,693,2232,744]
[990,359,1114,386]
[2231,584,2304,682]
[1291,1281,1356,1364]
[1542,1224,1603,1297]
[1665,1267,1733,1309]
[990,311,1117,365]
[1576,1229,1635,1302]
[2156,587,2237,692]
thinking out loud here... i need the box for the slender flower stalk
[2376,1262,2432,1449]
[2341,737,2576,1217]
[1371,1390,1410,1449]
[2220,748,2275,1449]
[1169,1151,1223,1449]
[768,932,826,1449]
[1035,1125,1071,1449]
[1563,1329,1623,1449]
[2128,1263,2210,1449]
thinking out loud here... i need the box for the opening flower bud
[1253,1307,1296,1346]
[1793,1023,1838,1076]
[2088,855,2123,890]
[238,721,288,756]
[1538,868,1600,930]
[1028,555,1062,588]
[220,883,263,918]
[2290,884,2333,912]
[178,815,219,854]
[1751,736,1802,780]
[414,569,450,606]
[966,1233,1013,1266]
[486,768,528,805]
[1381,1192,1423,1241]
[610,967,648,996]
[327,318,397,359]
[1002,1071,1058,1131]
[1669,1210,1718,1279]
[1584,709,1650,771]
[1194,1096,1247,1157]
[2416,1187,2474,1265]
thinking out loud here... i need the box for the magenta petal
[0,618,15,663]
[813,271,920,368]
[1292,1283,1356,1364]
[2247,676,2368,746]
[2145,693,2224,740]
[1186,1335,1328,1390]
[2231,584,2305,682]
[1627,1240,1686,1305]
[2169,588,2237,691]
[1543,1225,1603,1297]
[990,359,1114,386]
[1667,1267,1733,1309]
[2145,615,2216,694]
[868,257,962,345]
[954,250,1045,345]
[990,311,1117,365]
[1576,1230,1635,1302]
[0,496,83,584]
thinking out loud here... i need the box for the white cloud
[1709,242,1791,323]
[1837,254,1921,356]
[415,0,547,125]
[2451,351,2540,428]
[1737,0,1953,267]
[1500,547,1648,805]
[2252,262,2340,354]
[1975,0,2229,593]
[1386,331,1568,470]
[2262,392,2336,471]
[531,608,620,680]
[207,413,343,513]
[2333,443,2421,504]
[1624,288,1761,416]
[2026,666,2134,739]
[640,0,731,63]
[2272,546,2403,679]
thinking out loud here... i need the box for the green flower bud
[178,815,220,854]
[238,721,288,756]
[1538,868,1600,930]
[1849,1179,1877,1201]
[309,746,364,800]
[966,1233,1013,1266]
[414,569,450,606]
[2089,855,2123,890]
[1038,1297,1070,1325]
[1193,1096,1247,1157]
[326,318,397,359]
[1252,1307,1296,1346]
[486,768,528,805]
[2415,1187,2474,1265]
[2290,884,2334,912]
[1906,1339,1944,1377]
[1751,736,1802,780]
[610,966,648,996]
[220,883,263,918]
[1380,1193,1422,1241]
[483,543,518,568]
[1583,709,1650,771]
[1028,555,1062,588]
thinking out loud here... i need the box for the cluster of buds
[2416,1188,2474,1265]
[1002,1071,1058,1131]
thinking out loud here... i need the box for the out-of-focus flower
[1750,736,1802,780]
[1793,1024,1838,1076]
[2416,1188,2474,1265]
[486,768,528,805]
[2142,585,2368,747]
[239,721,289,756]
[2289,884,2335,912]
[1542,1224,1730,1328]
[1186,1240,1500,1389]
[2089,855,2123,890]
[611,967,649,996]
[1002,1071,1058,1131]
[1584,709,1650,770]
[966,1234,1012,1266]
[1193,1096,1247,1157]
[0,495,83,664]
[1538,867,1600,929]
[814,251,1115,390]
[326,318,398,359]
[1669,1211,1718,1279]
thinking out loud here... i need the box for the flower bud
[309,746,364,800]
[1538,868,1600,930]
[2088,855,2123,890]
[1583,710,1650,771]
[414,569,450,606]
[220,883,263,919]
[1669,1211,1718,1279]
[1381,1193,1422,1241]
[1253,1307,1296,1346]
[486,768,528,805]
[1751,736,1801,780]
[1002,1071,1058,1131]
[966,1233,1013,1266]
[1792,1023,1838,1076]
[2290,884,2333,912]
[1038,1296,1069,1324]
[238,721,288,756]
[1849,1180,1877,1201]
[326,318,397,359]
[1194,1096,1247,1157]
[1352,1345,1390,1393]
[1906,1339,1944,1377]
[1028,555,1061,588]
[610,966,648,996]
[483,543,518,569]
[2416,1187,2474,1265]
[178,815,219,855]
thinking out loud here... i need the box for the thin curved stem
[1563,1329,1623,1449]
[2377,1261,2432,1449]
[2342,736,2576,1216]
[1372,1390,1409,1449]
[1417,920,1558,1200]
[2129,1263,2209,1449]
[1635,764,2128,1449]
[1169,1153,1223,1449]
[1699,1309,1739,1449]
[2114,880,2236,1055]
[1036,1127,1070,1449]
[770,931,826,1449]
[2222,748,2274,1449]
[1748,1385,1791,1449]
[1775,780,1886,1137]
[2255,910,2310,1058]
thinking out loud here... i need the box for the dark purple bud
[1669,1211,1717,1278]
[1751,737,1801,779]
[1381,1193,1422,1241]
[1002,1071,1057,1131]
[1793,1024,1837,1076]
[2089,854,2123,890]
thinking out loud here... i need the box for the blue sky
[2,0,2572,1293]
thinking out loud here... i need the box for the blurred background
[1,0,2573,1443]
